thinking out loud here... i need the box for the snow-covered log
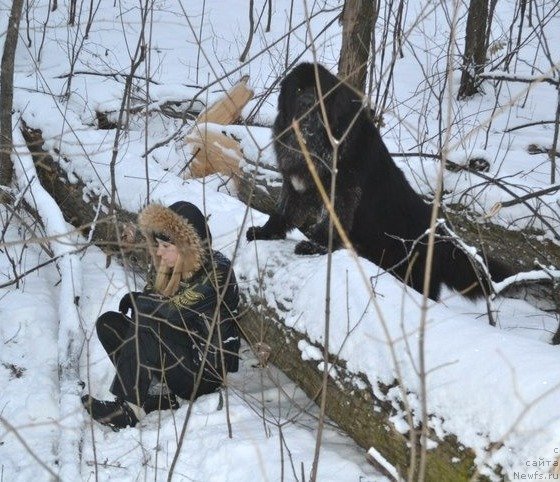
[235,157,560,315]
[13,125,85,481]
[235,242,560,481]
[238,294,481,480]
[235,156,282,219]
[175,115,560,316]
[21,114,560,323]
[20,121,147,269]
[19,120,484,479]
[182,77,253,178]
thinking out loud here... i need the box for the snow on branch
[480,70,560,87]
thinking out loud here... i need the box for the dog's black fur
[246,62,510,300]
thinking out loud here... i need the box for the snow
[235,242,560,476]
[367,447,400,481]
[1,0,560,480]
[298,340,323,361]
[1,221,378,481]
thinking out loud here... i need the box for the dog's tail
[439,241,513,299]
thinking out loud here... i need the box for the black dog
[247,63,510,300]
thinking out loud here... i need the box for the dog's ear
[274,85,289,129]
[315,67,363,140]
[274,67,304,133]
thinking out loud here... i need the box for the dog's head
[274,62,363,140]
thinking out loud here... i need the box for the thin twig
[239,0,255,62]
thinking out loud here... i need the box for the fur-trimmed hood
[138,202,211,276]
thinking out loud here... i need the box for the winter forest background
[1,0,559,481]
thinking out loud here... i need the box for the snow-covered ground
[1,0,559,480]
[0,226,378,481]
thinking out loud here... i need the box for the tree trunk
[337,0,375,92]
[458,0,489,99]
[0,0,25,196]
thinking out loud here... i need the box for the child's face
[156,240,179,269]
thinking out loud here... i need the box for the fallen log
[238,299,483,481]
[233,238,560,481]
[177,122,560,321]
[176,123,560,301]
[183,126,242,178]
[234,157,560,314]
[19,121,558,480]
[165,83,560,299]
[182,76,253,178]
[19,121,147,269]
[235,157,282,218]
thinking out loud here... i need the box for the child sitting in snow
[82,201,240,429]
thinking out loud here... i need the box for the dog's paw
[246,226,266,241]
[246,226,285,241]
[294,240,328,256]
